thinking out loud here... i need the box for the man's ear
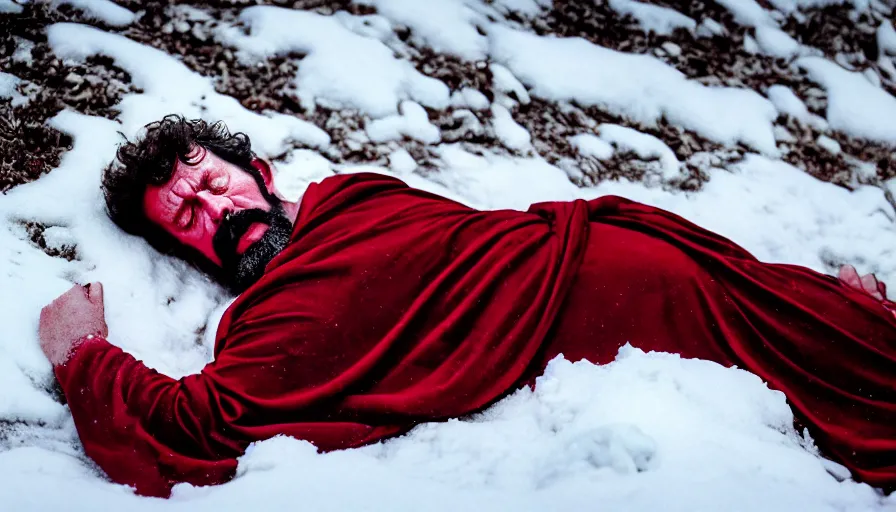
[250,158,275,193]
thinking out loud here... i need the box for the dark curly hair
[102,114,266,285]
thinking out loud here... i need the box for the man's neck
[280,195,302,225]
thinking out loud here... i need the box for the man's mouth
[236,222,268,255]
[214,204,294,292]
[213,208,273,267]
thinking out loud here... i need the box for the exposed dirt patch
[0,2,139,191]
[782,3,894,95]
[2,0,895,197]
[514,98,736,190]
[509,0,896,189]
[0,105,72,193]
[20,221,78,261]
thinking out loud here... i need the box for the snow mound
[608,0,697,35]
[2,0,896,509]
[488,25,780,154]
[162,347,885,511]
[51,0,136,27]
[46,23,330,155]
[797,56,896,143]
[217,6,450,117]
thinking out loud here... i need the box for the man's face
[143,145,293,289]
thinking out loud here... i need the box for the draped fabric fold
[55,173,896,497]
[564,196,896,489]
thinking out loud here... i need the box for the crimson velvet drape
[54,172,896,497]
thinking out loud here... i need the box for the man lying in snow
[39,115,896,497]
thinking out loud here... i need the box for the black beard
[212,204,293,292]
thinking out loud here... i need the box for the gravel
[1,0,894,197]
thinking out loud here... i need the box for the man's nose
[196,190,231,223]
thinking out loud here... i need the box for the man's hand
[39,282,108,366]
[838,264,887,302]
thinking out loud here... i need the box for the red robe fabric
[55,172,896,497]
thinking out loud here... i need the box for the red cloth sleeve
[53,172,593,497]
[54,337,241,497]
[52,174,417,497]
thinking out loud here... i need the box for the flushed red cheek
[187,219,222,265]
[144,190,223,266]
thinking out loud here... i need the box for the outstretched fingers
[838,264,862,290]
[838,264,888,302]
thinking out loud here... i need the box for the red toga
[54,172,896,496]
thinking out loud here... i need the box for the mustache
[229,211,294,292]
[212,208,278,268]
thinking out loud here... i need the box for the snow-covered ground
[1,0,896,510]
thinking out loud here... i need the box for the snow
[216,346,882,511]
[49,24,205,98]
[712,0,803,58]
[13,110,228,375]
[450,87,491,110]
[797,56,896,143]
[878,20,896,56]
[366,100,441,144]
[489,25,779,154]
[216,6,450,117]
[608,0,697,35]
[12,36,35,66]
[880,54,896,82]
[744,33,761,54]
[4,347,893,511]
[569,133,615,161]
[662,155,896,273]
[713,0,776,27]
[766,84,828,130]
[51,0,136,27]
[490,104,531,151]
[816,134,842,154]
[4,0,896,510]
[428,145,578,210]
[489,0,551,16]
[0,0,25,14]
[388,148,418,174]
[597,124,682,180]
[697,18,726,38]
[0,71,23,104]
[767,0,855,12]
[754,26,801,58]
[490,62,531,105]
[767,85,809,118]
[661,41,682,57]
[270,150,336,202]
[353,0,488,60]
[46,23,330,156]
[864,67,884,87]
